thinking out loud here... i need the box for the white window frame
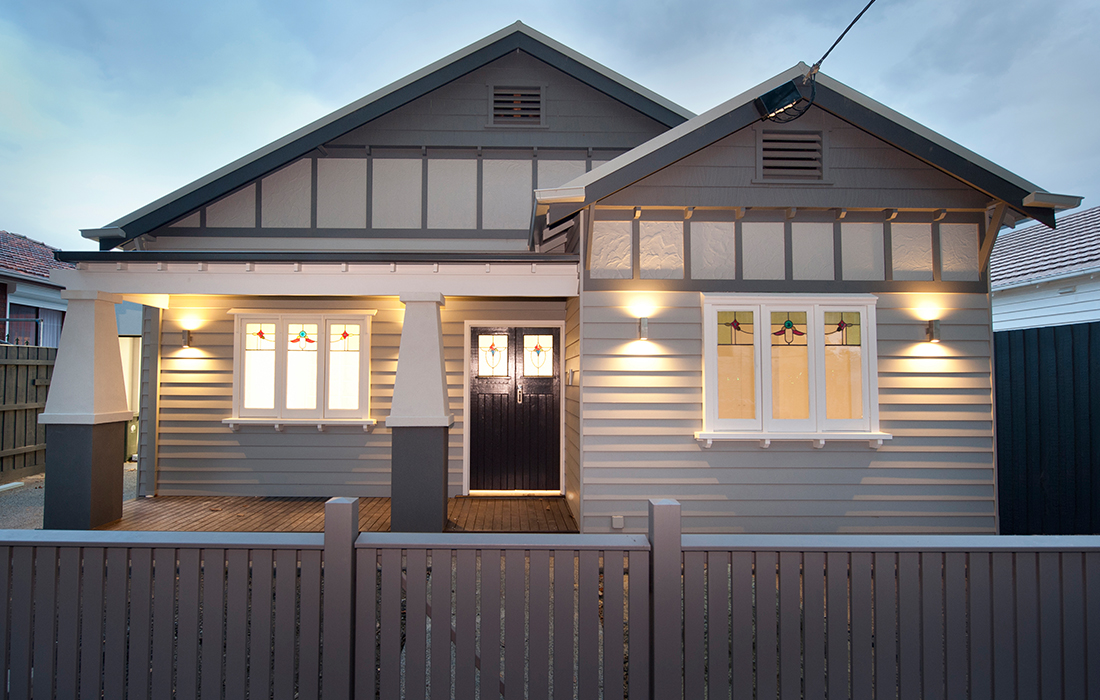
[225,310,376,430]
[699,294,889,448]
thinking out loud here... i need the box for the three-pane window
[703,295,878,434]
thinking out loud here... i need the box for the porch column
[39,290,131,529]
[386,293,453,532]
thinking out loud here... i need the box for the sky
[1,0,1097,251]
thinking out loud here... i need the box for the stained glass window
[478,334,509,377]
[523,335,554,377]
[328,323,360,411]
[286,323,319,410]
[243,323,275,409]
[716,311,755,420]
[823,312,863,420]
[771,312,809,420]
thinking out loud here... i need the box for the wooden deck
[98,495,578,533]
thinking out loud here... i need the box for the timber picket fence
[0,346,54,484]
[0,497,1098,699]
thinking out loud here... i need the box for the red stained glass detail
[341,330,350,340]
[255,330,266,340]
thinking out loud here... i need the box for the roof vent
[760,131,823,180]
[492,86,542,126]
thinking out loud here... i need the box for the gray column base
[43,422,125,530]
[390,426,449,532]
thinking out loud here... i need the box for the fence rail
[0,500,1098,699]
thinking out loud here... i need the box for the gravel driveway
[0,464,138,529]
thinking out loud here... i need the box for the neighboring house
[0,230,72,347]
[989,206,1100,534]
[41,23,1080,533]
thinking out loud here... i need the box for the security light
[926,320,941,343]
[754,81,803,119]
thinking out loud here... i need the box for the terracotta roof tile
[0,230,75,281]
[989,206,1100,289]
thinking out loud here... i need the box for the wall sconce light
[925,320,941,343]
[181,329,192,348]
[638,317,649,340]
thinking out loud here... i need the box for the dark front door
[469,326,561,491]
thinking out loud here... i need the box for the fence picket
[803,552,826,700]
[683,550,705,700]
[1015,552,1040,699]
[553,549,575,700]
[103,548,129,700]
[921,552,945,700]
[31,546,58,699]
[968,552,993,700]
[249,549,274,700]
[152,547,177,699]
[378,548,402,699]
[299,549,323,700]
[1038,552,1063,700]
[0,547,9,700]
[224,549,250,699]
[8,547,32,699]
[199,549,226,700]
[1061,552,1086,700]
[78,547,105,700]
[943,552,967,700]
[431,549,453,700]
[504,548,525,700]
[277,550,303,695]
[756,552,778,700]
[354,548,379,700]
[778,551,801,700]
[454,548,477,700]
[54,548,80,700]
[626,550,649,700]
[406,548,428,700]
[1085,553,1100,699]
[990,552,1016,700]
[730,551,753,700]
[897,552,921,700]
[480,550,503,700]
[850,552,873,700]
[577,549,600,700]
[176,549,201,700]
[826,551,849,700]
[528,549,551,700]
[706,551,730,700]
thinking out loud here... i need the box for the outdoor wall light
[181,329,192,348]
[926,320,941,343]
[638,317,649,340]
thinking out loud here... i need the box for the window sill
[223,417,376,433]
[694,431,892,449]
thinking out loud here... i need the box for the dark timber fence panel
[0,345,54,484]
[2,500,1100,698]
[995,321,1100,534]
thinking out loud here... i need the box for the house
[989,206,1100,534]
[0,230,72,347]
[41,22,1080,532]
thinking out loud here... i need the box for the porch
[97,495,578,533]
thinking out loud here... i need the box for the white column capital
[386,294,454,428]
[39,294,130,425]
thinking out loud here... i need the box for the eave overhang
[539,63,1079,230]
[55,250,577,265]
[83,22,692,250]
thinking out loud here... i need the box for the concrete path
[0,464,138,529]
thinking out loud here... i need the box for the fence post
[323,497,359,700]
[649,498,682,699]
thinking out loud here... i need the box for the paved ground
[0,464,137,529]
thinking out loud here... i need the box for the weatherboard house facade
[41,23,1079,532]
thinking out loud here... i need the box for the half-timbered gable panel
[136,50,669,253]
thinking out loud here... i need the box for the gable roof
[0,230,73,284]
[537,63,1079,229]
[85,22,693,250]
[990,206,1100,290]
